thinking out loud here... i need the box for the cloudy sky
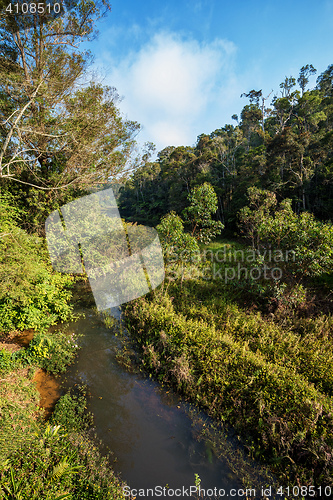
[84,0,333,154]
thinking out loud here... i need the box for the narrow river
[61,308,269,499]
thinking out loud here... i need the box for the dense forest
[1,0,333,497]
[119,63,333,228]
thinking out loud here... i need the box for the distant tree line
[119,63,333,228]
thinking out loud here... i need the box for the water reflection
[63,310,243,497]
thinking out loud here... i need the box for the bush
[156,212,200,281]
[0,421,125,500]
[50,387,93,432]
[239,187,333,280]
[0,331,79,377]
[21,331,80,374]
[0,193,75,333]
[0,355,124,499]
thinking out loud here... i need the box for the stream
[60,307,271,499]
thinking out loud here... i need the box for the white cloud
[102,32,239,151]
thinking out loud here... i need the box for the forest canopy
[119,63,333,228]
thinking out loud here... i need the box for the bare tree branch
[0,81,43,174]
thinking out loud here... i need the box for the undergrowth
[0,383,125,500]
[0,330,80,376]
[123,238,333,489]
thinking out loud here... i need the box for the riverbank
[123,238,333,490]
[0,327,127,499]
[60,306,270,496]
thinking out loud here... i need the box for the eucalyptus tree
[0,0,140,230]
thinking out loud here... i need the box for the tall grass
[124,238,333,487]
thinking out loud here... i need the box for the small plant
[50,387,94,432]
[18,331,80,375]
[194,473,201,499]
[0,348,20,373]
[270,282,307,312]
[170,353,193,389]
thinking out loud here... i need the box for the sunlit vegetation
[0,372,126,499]
[1,0,333,492]
[124,233,333,487]
[0,193,75,334]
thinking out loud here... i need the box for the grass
[123,237,333,489]
[0,367,41,463]
[0,381,126,499]
[0,328,127,499]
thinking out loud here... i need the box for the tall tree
[297,64,316,96]
[0,0,139,196]
[182,182,223,243]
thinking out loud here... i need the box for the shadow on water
[61,307,277,499]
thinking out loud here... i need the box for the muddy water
[11,330,61,417]
[33,369,61,418]
[62,309,247,497]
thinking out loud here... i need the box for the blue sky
[84,0,333,154]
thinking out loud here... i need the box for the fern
[49,459,82,482]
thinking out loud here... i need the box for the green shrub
[0,348,19,372]
[182,182,224,243]
[239,187,333,279]
[22,331,79,375]
[50,388,93,432]
[0,194,75,333]
[0,361,124,499]
[156,211,200,281]
[0,331,79,377]
[0,422,125,500]
[169,279,333,398]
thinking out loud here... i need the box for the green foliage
[182,182,224,243]
[0,411,125,500]
[0,0,140,234]
[0,371,40,463]
[239,187,333,280]
[124,281,333,486]
[0,347,124,499]
[50,388,93,432]
[0,330,79,377]
[0,194,75,333]
[238,187,277,249]
[24,331,79,375]
[0,348,19,372]
[118,62,333,230]
[156,212,200,280]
